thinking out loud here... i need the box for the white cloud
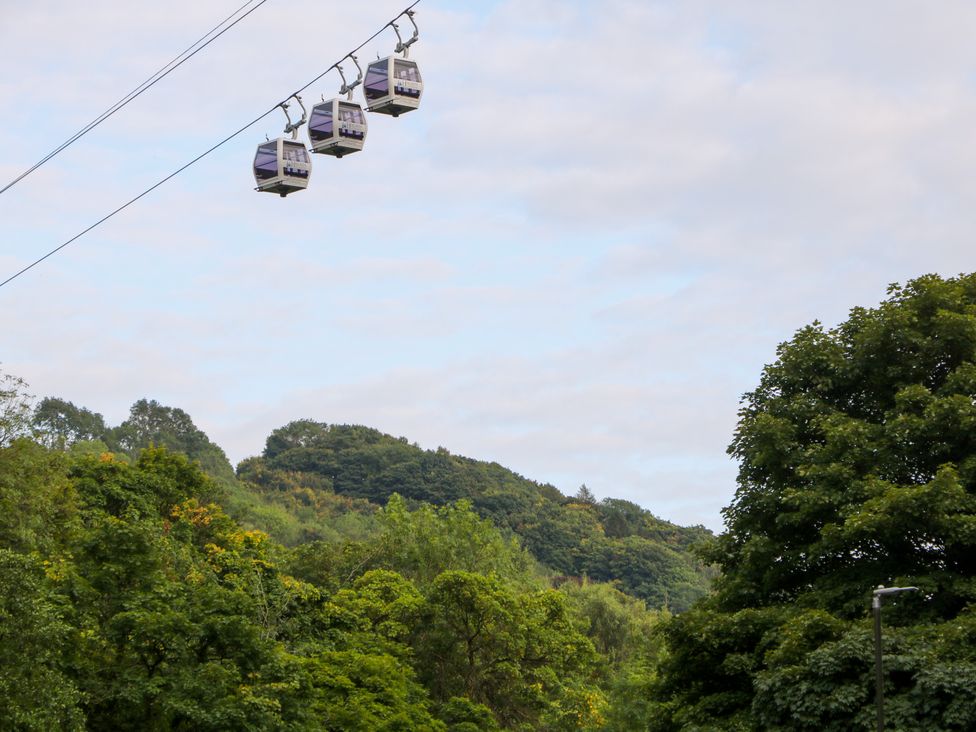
[5,1,976,531]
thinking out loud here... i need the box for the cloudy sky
[2,0,975,531]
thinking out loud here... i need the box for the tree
[376,496,534,587]
[296,650,445,731]
[263,419,332,460]
[70,447,222,520]
[716,273,976,619]
[414,571,603,729]
[106,399,236,484]
[560,581,661,669]
[67,453,326,730]
[33,397,107,448]
[0,438,77,554]
[647,274,976,730]
[0,368,33,447]
[0,549,85,730]
[575,484,596,504]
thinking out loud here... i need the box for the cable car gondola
[309,56,368,158]
[253,96,312,197]
[364,11,423,117]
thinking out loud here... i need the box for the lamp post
[872,585,918,732]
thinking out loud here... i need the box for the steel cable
[0,1,421,291]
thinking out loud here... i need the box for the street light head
[873,586,919,597]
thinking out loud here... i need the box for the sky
[2,0,976,532]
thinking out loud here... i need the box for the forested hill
[31,399,714,611]
[4,378,672,729]
[240,420,713,609]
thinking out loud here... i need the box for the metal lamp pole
[872,585,918,732]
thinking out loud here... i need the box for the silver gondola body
[309,99,368,157]
[363,56,422,117]
[253,137,312,197]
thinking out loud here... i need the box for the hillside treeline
[240,420,714,611]
[0,374,686,730]
[27,395,716,613]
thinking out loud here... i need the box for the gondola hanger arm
[336,53,363,101]
[392,9,419,57]
[337,54,363,100]
[280,95,308,138]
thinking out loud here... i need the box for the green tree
[414,570,603,729]
[106,399,235,484]
[0,438,77,554]
[0,368,33,447]
[435,697,501,731]
[0,549,85,730]
[67,456,323,730]
[232,455,377,547]
[560,581,661,670]
[717,273,976,619]
[33,397,107,448]
[263,419,333,459]
[561,581,670,732]
[377,496,535,587]
[70,447,222,520]
[296,650,445,731]
[649,274,976,730]
[575,484,596,504]
[287,495,537,594]
[326,569,425,646]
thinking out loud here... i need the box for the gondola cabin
[253,138,312,196]
[309,99,368,157]
[364,56,422,116]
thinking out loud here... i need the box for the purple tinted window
[339,102,364,124]
[282,141,309,163]
[282,141,309,178]
[364,61,388,100]
[309,104,334,142]
[338,102,365,138]
[393,60,421,97]
[254,142,278,180]
[394,60,420,82]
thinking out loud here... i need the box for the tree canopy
[647,273,976,730]
[0,368,33,447]
[717,273,976,619]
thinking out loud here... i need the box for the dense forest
[5,272,976,729]
[28,394,716,612]
[1,369,707,730]
[238,420,714,611]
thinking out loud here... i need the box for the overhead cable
[0,0,271,197]
[0,1,421,291]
